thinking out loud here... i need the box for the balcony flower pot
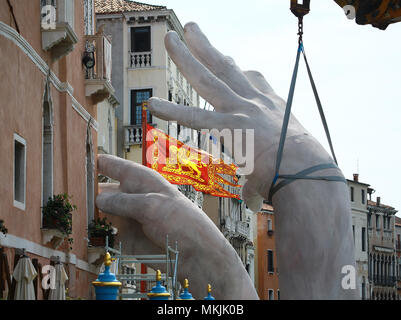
[88,217,117,248]
[42,193,76,249]
[89,236,106,247]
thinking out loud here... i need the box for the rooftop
[367,200,396,210]
[94,0,167,14]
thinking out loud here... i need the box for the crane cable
[268,9,346,204]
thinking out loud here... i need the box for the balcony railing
[125,125,143,146]
[236,221,250,239]
[84,33,114,103]
[373,276,397,287]
[85,34,112,82]
[130,51,152,68]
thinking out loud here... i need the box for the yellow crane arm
[334,0,401,30]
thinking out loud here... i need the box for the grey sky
[153,0,401,215]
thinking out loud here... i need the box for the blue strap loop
[268,41,344,204]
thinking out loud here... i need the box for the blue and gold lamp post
[204,284,215,300]
[147,270,171,300]
[177,279,195,300]
[92,252,122,300]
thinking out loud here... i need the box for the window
[362,227,366,252]
[42,80,53,206]
[352,225,355,243]
[361,189,365,204]
[350,187,354,202]
[267,219,273,232]
[130,89,152,125]
[14,134,26,210]
[131,27,151,52]
[267,250,274,273]
[368,214,372,228]
[268,289,274,300]
[387,217,391,230]
[277,290,280,300]
[376,215,380,229]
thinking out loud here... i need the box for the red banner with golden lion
[144,123,241,199]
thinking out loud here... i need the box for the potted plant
[88,217,116,248]
[0,219,8,235]
[42,193,76,249]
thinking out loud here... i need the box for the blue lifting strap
[268,42,346,204]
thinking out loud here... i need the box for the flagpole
[141,101,148,296]
[142,101,148,166]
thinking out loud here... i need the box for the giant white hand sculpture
[97,22,358,300]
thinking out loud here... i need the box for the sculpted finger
[184,22,260,100]
[98,154,128,182]
[98,154,175,194]
[242,180,264,212]
[165,31,254,113]
[99,183,120,194]
[96,192,167,225]
[148,97,245,131]
[243,70,275,95]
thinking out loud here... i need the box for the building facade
[395,216,401,298]
[0,0,115,299]
[367,197,398,300]
[256,202,279,300]
[347,174,369,299]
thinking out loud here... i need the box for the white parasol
[48,263,69,300]
[12,256,37,300]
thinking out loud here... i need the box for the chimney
[353,174,359,182]
[376,197,381,206]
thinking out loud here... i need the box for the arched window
[86,119,95,226]
[42,74,53,208]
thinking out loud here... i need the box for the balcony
[124,124,159,150]
[84,32,114,103]
[124,125,143,149]
[221,216,236,235]
[130,51,152,68]
[373,276,397,287]
[41,0,78,61]
[236,221,250,240]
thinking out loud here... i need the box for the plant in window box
[88,217,117,248]
[0,219,8,235]
[42,193,76,249]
